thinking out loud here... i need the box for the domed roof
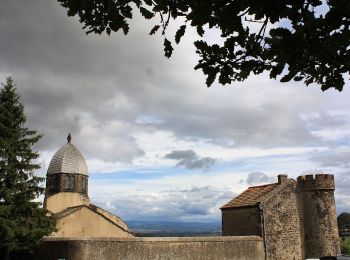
[47,134,88,176]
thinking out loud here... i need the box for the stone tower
[44,134,90,213]
[297,174,341,258]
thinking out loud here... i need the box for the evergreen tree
[0,77,56,260]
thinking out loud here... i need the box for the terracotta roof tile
[221,183,278,209]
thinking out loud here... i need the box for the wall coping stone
[42,236,263,242]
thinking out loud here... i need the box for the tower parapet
[297,174,334,191]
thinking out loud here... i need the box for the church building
[44,134,133,238]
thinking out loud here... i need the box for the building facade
[221,174,340,259]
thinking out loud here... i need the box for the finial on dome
[67,133,72,143]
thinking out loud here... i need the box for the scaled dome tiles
[47,143,88,176]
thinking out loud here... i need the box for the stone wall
[262,181,304,260]
[300,190,340,258]
[298,174,341,258]
[35,236,265,260]
[44,192,89,214]
[222,207,261,236]
[52,207,133,238]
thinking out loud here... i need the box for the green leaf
[140,7,154,19]
[121,22,129,35]
[143,0,153,6]
[280,71,297,82]
[149,25,160,35]
[196,26,205,37]
[175,25,186,44]
[163,38,173,58]
[206,70,217,87]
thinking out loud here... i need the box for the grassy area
[341,236,350,255]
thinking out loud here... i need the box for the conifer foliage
[0,78,56,259]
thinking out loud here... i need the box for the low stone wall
[36,236,264,260]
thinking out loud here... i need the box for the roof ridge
[55,204,85,219]
[221,182,279,209]
[248,182,278,189]
[56,204,133,235]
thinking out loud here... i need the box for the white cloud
[246,172,275,185]
[91,184,235,221]
[2,0,350,220]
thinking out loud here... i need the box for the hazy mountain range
[126,221,222,237]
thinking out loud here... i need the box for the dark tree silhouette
[58,0,350,91]
[338,212,350,233]
[0,78,56,260]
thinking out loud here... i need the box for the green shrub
[341,236,350,255]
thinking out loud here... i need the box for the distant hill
[126,220,221,237]
[338,212,350,237]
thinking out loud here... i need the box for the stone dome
[47,135,88,176]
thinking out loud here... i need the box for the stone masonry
[221,174,341,259]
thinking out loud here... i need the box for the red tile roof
[221,183,278,209]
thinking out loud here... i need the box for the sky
[1,1,350,222]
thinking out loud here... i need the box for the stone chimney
[278,174,288,185]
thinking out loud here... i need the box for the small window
[46,175,52,189]
[69,176,75,190]
[48,175,58,191]
[64,175,70,190]
[80,176,86,192]
[63,175,75,191]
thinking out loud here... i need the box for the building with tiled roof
[221,182,278,209]
[44,134,133,238]
[221,174,340,259]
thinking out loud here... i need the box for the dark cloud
[2,0,350,222]
[310,151,350,169]
[164,150,216,170]
[0,0,344,166]
[301,112,345,129]
[246,172,275,185]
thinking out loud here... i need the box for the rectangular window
[80,176,86,192]
[64,175,70,190]
[69,176,75,190]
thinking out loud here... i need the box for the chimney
[278,174,288,185]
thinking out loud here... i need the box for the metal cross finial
[67,133,72,143]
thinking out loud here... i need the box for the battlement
[297,174,334,191]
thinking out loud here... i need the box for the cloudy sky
[1,1,350,222]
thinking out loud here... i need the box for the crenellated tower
[297,174,340,258]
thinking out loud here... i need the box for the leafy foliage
[341,236,350,255]
[338,212,350,232]
[0,78,56,259]
[58,0,350,91]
